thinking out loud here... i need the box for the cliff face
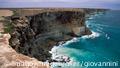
[0,8,109,68]
[0,34,49,68]
[9,9,92,62]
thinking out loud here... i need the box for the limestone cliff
[0,8,108,68]
[0,33,49,68]
[9,9,92,62]
[0,10,49,68]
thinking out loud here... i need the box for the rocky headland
[9,8,92,62]
[0,8,108,68]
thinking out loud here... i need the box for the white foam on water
[49,46,70,61]
[49,46,59,60]
[95,23,110,28]
[81,31,100,39]
[87,13,101,20]
[107,37,110,39]
[50,46,74,61]
[85,21,91,27]
[105,34,110,40]
[63,37,78,45]
[97,25,104,30]
[88,16,94,20]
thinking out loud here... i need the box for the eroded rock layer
[9,9,92,62]
[0,33,49,68]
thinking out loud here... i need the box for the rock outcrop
[0,33,49,68]
[9,9,92,62]
[0,13,49,68]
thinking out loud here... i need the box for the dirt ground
[0,10,13,16]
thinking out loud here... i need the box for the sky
[0,0,120,9]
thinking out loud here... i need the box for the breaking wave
[49,38,79,60]
[81,31,100,39]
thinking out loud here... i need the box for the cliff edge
[9,8,92,62]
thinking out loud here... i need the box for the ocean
[50,10,120,68]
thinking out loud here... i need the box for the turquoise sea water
[51,10,120,68]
